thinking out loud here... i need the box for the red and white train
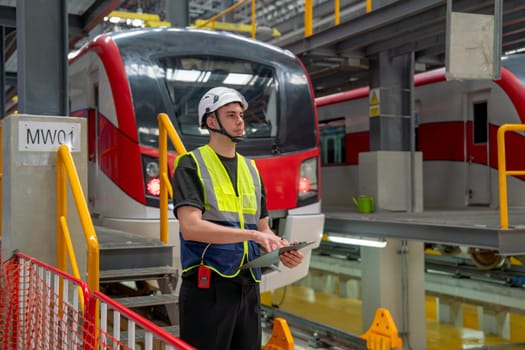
[68,28,324,291]
[316,54,525,268]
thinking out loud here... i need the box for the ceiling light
[326,234,387,248]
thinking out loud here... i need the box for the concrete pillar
[358,151,423,212]
[17,0,68,115]
[340,278,360,299]
[167,0,189,27]
[369,51,413,152]
[324,274,338,294]
[311,271,328,292]
[437,297,464,327]
[361,239,426,350]
[2,115,87,278]
[478,307,510,339]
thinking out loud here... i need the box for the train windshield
[126,45,316,155]
[158,56,277,139]
[502,54,525,83]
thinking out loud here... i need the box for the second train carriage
[68,28,324,291]
[316,54,525,268]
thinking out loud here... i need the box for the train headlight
[297,157,318,206]
[145,161,160,178]
[141,155,163,200]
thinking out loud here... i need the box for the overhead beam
[283,0,443,55]
[69,0,121,47]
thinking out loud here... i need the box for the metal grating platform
[324,207,525,255]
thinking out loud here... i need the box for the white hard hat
[198,87,248,127]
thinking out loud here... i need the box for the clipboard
[241,241,315,269]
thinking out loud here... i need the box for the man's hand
[252,230,305,268]
[253,230,287,253]
[279,249,304,268]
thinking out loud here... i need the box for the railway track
[261,305,368,350]
[316,241,525,289]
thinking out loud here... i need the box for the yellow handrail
[158,113,187,244]
[56,145,99,293]
[195,0,255,38]
[497,124,525,229]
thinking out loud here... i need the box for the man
[172,87,303,350]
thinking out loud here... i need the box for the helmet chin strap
[208,114,243,143]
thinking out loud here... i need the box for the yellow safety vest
[178,145,263,281]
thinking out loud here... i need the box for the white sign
[18,120,82,152]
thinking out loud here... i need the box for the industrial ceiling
[1,0,525,98]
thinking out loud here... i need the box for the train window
[473,101,488,144]
[157,56,277,139]
[319,118,346,165]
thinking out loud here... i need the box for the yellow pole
[497,125,509,229]
[251,0,256,39]
[56,151,67,273]
[496,124,525,229]
[366,0,372,13]
[159,116,169,244]
[304,0,313,37]
[334,0,340,25]
[158,113,187,245]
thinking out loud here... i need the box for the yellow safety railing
[193,0,362,40]
[305,0,364,37]
[497,124,525,229]
[194,0,256,39]
[56,144,99,295]
[106,10,171,27]
[158,113,187,244]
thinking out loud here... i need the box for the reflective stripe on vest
[181,145,262,280]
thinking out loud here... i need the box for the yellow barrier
[262,318,294,350]
[262,307,402,350]
[360,308,402,350]
[158,113,187,244]
[497,124,525,229]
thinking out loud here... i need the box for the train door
[466,90,491,206]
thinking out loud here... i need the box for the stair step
[96,226,174,270]
[100,266,178,283]
[114,294,178,308]
[119,325,180,343]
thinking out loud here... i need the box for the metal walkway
[324,207,525,255]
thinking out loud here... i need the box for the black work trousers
[179,269,261,350]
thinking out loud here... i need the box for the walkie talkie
[198,265,211,289]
